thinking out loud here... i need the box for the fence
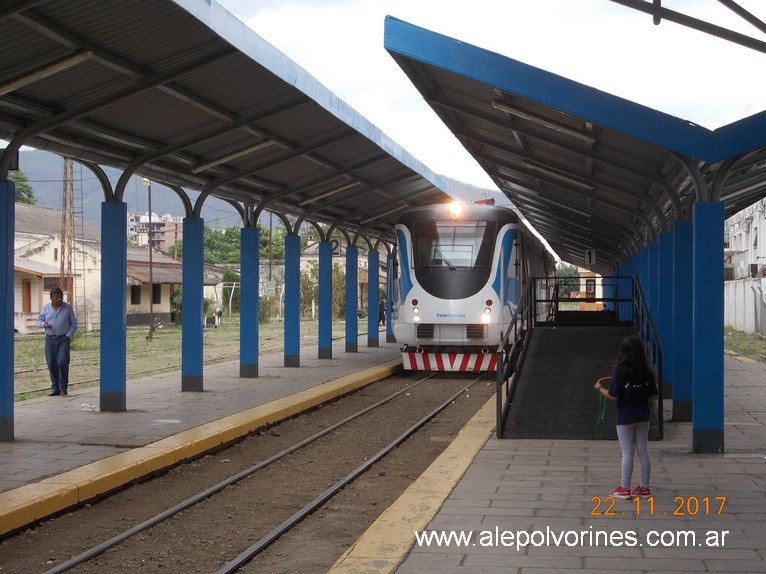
[725,278,766,339]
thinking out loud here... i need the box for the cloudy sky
[216,0,766,189]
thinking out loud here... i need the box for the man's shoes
[48,391,61,396]
[62,390,68,396]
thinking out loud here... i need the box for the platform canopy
[384,16,766,274]
[0,1,450,243]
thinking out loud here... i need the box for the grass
[724,326,766,359]
[15,319,763,401]
[13,317,369,401]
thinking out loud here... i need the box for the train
[390,202,555,371]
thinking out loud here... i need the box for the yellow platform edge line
[0,358,402,537]
[328,395,496,574]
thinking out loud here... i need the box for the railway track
[1,373,494,573]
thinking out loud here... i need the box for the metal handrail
[631,277,664,440]
[495,279,536,438]
[494,274,663,440]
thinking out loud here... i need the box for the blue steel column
[657,233,673,394]
[240,226,259,377]
[647,241,659,320]
[672,220,693,421]
[692,203,725,453]
[284,233,300,367]
[386,252,395,343]
[100,201,128,411]
[0,180,15,439]
[367,249,379,348]
[182,217,204,391]
[318,240,332,359]
[345,246,359,352]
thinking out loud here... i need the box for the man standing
[37,287,78,396]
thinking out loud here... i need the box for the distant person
[378,298,386,327]
[594,334,658,499]
[214,306,222,328]
[37,287,78,396]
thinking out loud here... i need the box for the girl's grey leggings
[616,421,650,488]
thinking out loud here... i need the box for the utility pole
[59,158,74,301]
[143,178,154,340]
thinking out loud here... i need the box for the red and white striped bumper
[402,352,497,371]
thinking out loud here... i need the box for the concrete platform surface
[0,337,402,536]
[332,353,766,574]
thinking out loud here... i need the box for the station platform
[0,337,403,537]
[332,353,766,574]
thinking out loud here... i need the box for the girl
[594,334,658,499]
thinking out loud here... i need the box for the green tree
[300,260,319,317]
[168,240,182,260]
[169,287,182,325]
[298,259,346,319]
[10,170,36,204]
[259,223,286,260]
[555,262,580,299]
[331,262,346,318]
[204,226,240,263]
[167,223,288,264]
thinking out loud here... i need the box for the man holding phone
[37,287,78,396]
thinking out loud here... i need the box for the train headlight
[411,299,420,321]
[481,307,492,323]
[448,201,463,218]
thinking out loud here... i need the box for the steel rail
[215,373,486,574]
[42,373,437,574]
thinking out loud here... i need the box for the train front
[392,202,520,371]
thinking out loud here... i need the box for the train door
[389,241,400,321]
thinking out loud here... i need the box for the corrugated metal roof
[126,246,222,285]
[14,257,60,276]
[384,17,766,273]
[14,204,100,242]
[0,1,452,245]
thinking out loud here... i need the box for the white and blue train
[390,202,554,371]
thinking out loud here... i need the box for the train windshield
[413,220,496,269]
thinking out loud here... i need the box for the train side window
[507,240,518,278]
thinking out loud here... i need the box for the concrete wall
[725,278,766,337]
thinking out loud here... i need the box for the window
[152,283,161,305]
[413,220,496,269]
[53,247,58,261]
[130,285,141,305]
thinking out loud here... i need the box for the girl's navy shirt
[608,371,658,425]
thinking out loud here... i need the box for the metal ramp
[500,323,634,440]
[495,275,664,440]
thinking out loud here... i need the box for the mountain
[17,150,244,230]
[17,149,505,231]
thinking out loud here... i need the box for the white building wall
[725,198,766,278]
[724,198,766,337]
[15,236,102,331]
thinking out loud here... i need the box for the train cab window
[413,220,496,269]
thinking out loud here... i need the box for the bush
[258,296,276,323]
